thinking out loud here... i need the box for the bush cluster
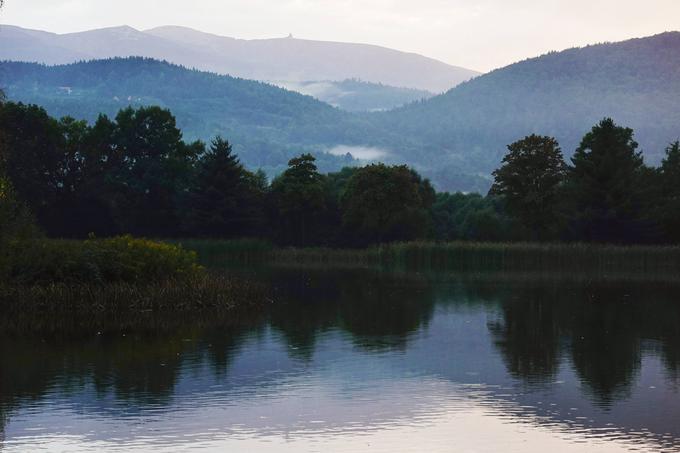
[4,236,202,285]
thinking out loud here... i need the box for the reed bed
[182,239,680,274]
[0,273,270,314]
[175,238,273,267]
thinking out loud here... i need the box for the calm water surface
[2,268,680,452]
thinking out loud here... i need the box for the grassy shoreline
[180,239,680,274]
[5,238,680,322]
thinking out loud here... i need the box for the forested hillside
[0,58,396,175]
[377,32,680,180]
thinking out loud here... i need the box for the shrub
[0,176,41,242]
[4,236,202,285]
[90,236,202,282]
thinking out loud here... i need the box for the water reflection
[2,268,680,451]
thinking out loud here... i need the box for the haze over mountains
[0,24,479,97]
[2,29,680,192]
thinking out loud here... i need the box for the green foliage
[0,175,41,278]
[490,135,567,238]
[0,102,65,219]
[432,192,519,242]
[568,118,649,242]
[5,236,202,285]
[341,164,435,245]
[0,175,40,243]
[657,141,680,242]
[108,106,204,235]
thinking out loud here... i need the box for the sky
[2,0,680,72]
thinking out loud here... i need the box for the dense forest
[3,32,680,193]
[2,100,680,245]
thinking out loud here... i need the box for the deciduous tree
[341,164,435,245]
[490,135,566,239]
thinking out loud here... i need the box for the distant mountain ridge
[0,24,480,93]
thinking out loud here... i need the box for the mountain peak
[80,25,139,34]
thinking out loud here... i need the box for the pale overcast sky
[2,0,679,72]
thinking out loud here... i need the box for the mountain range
[0,24,479,96]
[2,30,680,193]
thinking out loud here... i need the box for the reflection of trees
[337,275,435,351]
[199,326,259,376]
[485,276,680,406]
[2,268,680,434]
[268,269,341,360]
[488,296,563,385]
[0,268,438,435]
[267,268,437,355]
[568,288,642,405]
[0,322,253,432]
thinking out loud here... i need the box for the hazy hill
[0,57,398,175]
[376,32,680,187]
[274,79,433,112]
[0,24,479,93]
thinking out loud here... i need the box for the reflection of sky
[4,302,680,452]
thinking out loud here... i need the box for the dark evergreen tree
[490,135,567,239]
[184,137,265,237]
[568,118,649,243]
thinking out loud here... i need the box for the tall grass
[0,273,269,314]
[182,239,680,275]
[175,238,273,267]
[373,241,680,274]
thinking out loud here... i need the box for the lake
[2,266,680,452]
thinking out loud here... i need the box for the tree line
[490,119,680,243]
[0,102,433,246]
[1,100,679,245]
